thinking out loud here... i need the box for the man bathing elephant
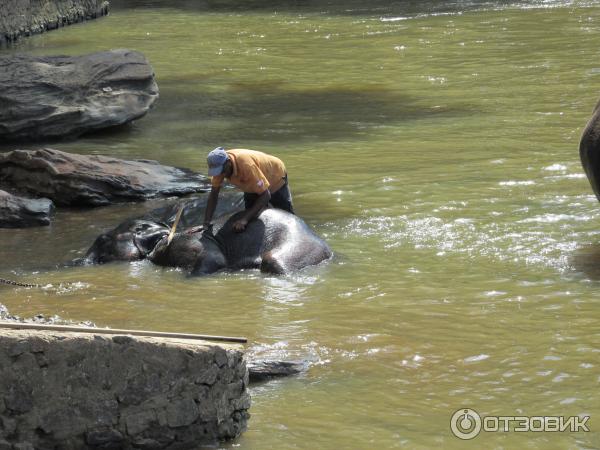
[80,149,330,274]
[191,147,294,234]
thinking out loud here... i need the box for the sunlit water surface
[2,0,600,448]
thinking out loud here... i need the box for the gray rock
[86,428,124,446]
[0,417,16,435]
[0,0,109,45]
[0,148,210,207]
[166,398,199,428]
[0,190,53,228]
[0,49,157,140]
[0,329,249,448]
[195,365,219,386]
[247,360,307,382]
[132,438,164,450]
[4,385,33,413]
[12,443,34,450]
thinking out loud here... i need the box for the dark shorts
[244,176,294,214]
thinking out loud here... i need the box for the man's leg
[269,178,294,214]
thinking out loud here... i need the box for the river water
[2,0,600,447]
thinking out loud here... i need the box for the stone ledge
[0,328,250,449]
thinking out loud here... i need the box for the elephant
[80,193,332,275]
[81,218,169,264]
[580,99,600,200]
[149,208,332,275]
[80,192,243,265]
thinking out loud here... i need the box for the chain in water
[0,278,41,288]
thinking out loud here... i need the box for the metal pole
[0,321,247,344]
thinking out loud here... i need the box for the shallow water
[2,0,600,447]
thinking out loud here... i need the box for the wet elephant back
[216,211,273,269]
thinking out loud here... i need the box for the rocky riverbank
[0,0,109,45]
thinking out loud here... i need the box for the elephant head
[82,219,169,264]
[148,231,227,275]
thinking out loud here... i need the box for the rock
[0,0,109,45]
[0,329,249,448]
[0,148,210,207]
[0,303,97,329]
[12,443,34,450]
[85,428,124,447]
[0,49,157,141]
[247,360,307,382]
[166,398,199,428]
[0,190,53,228]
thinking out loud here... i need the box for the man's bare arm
[203,186,221,226]
[233,190,270,232]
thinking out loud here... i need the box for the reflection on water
[2,0,600,449]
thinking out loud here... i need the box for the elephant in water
[580,99,600,200]
[149,208,332,275]
[82,218,169,264]
[80,194,332,275]
[81,193,243,265]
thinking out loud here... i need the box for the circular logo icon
[450,408,482,440]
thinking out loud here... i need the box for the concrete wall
[0,329,250,449]
[0,0,110,45]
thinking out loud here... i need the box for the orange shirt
[211,149,286,194]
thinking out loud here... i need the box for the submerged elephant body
[580,99,600,200]
[150,209,332,275]
[82,198,332,275]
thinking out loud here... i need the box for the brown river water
[2,0,600,448]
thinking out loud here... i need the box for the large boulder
[0,148,210,206]
[0,190,53,228]
[0,49,158,141]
